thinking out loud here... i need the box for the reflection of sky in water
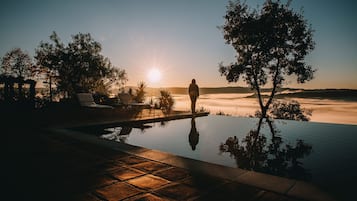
[172,93,357,125]
[98,115,357,200]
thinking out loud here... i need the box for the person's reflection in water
[189,117,199,150]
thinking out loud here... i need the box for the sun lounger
[77,93,114,109]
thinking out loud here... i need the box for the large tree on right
[219,0,315,118]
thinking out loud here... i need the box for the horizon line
[122,86,357,90]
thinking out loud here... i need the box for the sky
[0,0,356,89]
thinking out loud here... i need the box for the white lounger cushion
[77,93,114,109]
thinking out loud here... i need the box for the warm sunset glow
[147,68,161,83]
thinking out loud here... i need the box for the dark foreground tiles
[131,160,171,173]
[117,155,149,165]
[127,174,170,190]
[68,193,102,201]
[57,174,119,194]
[258,191,301,201]
[181,174,227,191]
[109,166,146,181]
[197,181,264,201]
[152,167,191,182]
[88,175,119,189]
[156,183,201,200]
[94,182,143,201]
[123,193,168,201]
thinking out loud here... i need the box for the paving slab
[161,155,247,180]
[134,149,174,161]
[197,181,264,201]
[123,193,169,201]
[109,166,146,181]
[152,167,191,182]
[94,182,143,201]
[117,155,149,165]
[69,193,102,201]
[181,174,227,191]
[236,170,296,194]
[78,174,119,189]
[156,183,201,200]
[127,174,170,190]
[131,161,171,173]
[258,191,297,201]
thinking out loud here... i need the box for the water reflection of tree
[220,118,312,181]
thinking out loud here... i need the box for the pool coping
[49,118,336,201]
[56,111,210,129]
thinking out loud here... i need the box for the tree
[133,81,146,103]
[1,48,35,98]
[1,48,34,79]
[159,90,174,114]
[35,31,127,98]
[219,0,315,118]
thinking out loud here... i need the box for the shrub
[255,100,312,121]
[159,90,174,114]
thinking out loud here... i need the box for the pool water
[76,115,357,200]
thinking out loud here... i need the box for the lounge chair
[118,93,132,107]
[77,93,114,109]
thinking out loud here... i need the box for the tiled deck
[3,109,334,201]
[4,127,301,201]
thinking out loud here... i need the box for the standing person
[188,79,199,114]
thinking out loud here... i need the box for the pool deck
[4,109,335,201]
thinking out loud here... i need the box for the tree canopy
[1,48,34,79]
[35,32,127,98]
[219,0,315,118]
[133,81,147,103]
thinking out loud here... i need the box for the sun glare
[148,68,162,83]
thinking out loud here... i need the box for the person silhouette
[188,79,199,114]
[189,117,199,150]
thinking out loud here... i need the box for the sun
[147,68,162,83]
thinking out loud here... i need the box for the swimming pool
[75,115,357,200]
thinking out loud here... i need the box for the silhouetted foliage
[216,111,232,116]
[1,48,34,79]
[1,48,37,101]
[219,0,315,118]
[133,81,146,103]
[220,118,312,180]
[128,88,134,96]
[159,90,174,114]
[35,31,127,98]
[268,100,312,121]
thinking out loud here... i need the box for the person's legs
[191,96,197,113]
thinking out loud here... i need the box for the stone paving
[4,108,336,201]
[4,125,303,201]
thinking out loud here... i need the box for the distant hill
[277,89,357,101]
